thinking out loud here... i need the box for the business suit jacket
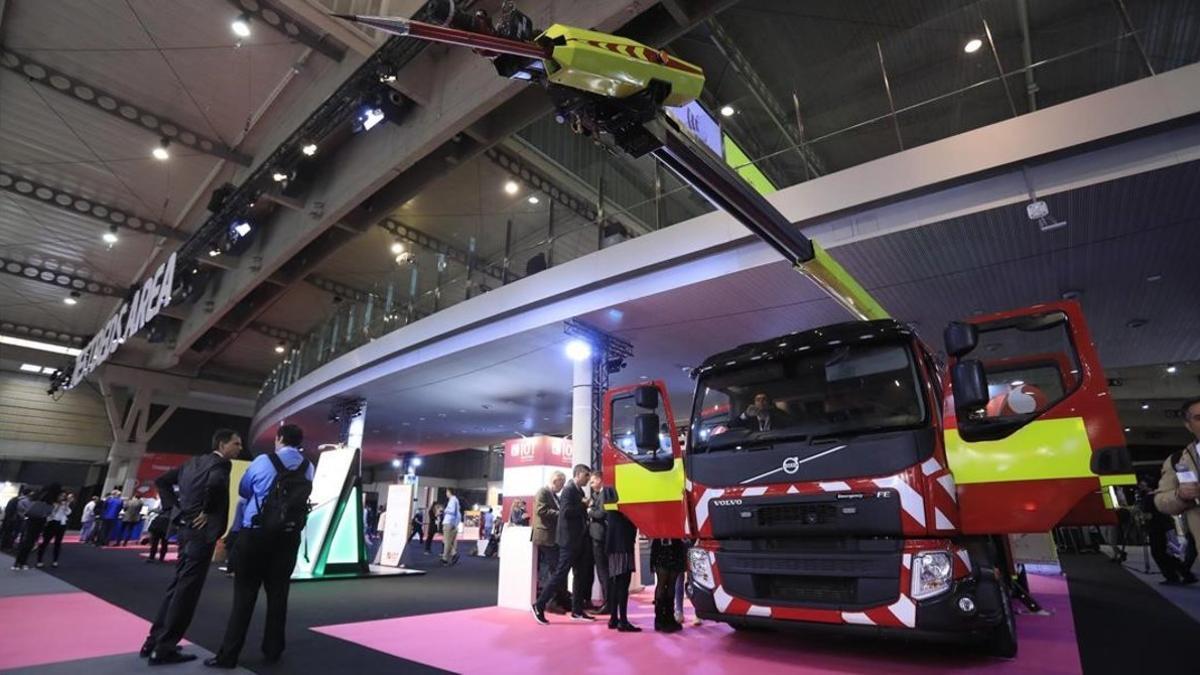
[588,492,607,542]
[532,486,559,547]
[155,452,232,545]
[555,480,588,550]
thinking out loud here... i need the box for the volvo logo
[782,456,801,474]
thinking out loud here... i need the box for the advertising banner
[133,453,191,498]
[379,484,413,567]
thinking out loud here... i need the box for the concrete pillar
[106,440,146,497]
[571,357,592,469]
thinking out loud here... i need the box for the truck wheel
[984,578,1018,659]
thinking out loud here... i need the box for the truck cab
[602,300,1131,657]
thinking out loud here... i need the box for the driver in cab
[736,393,791,432]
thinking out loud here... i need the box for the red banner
[133,453,191,498]
[503,435,573,469]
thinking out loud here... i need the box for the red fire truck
[603,301,1132,656]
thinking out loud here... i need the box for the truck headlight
[688,547,715,590]
[911,551,953,600]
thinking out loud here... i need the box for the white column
[571,357,592,468]
[106,440,145,497]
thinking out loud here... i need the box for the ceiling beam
[0,320,87,347]
[304,274,372,302]
[265,0,374,58]
[0,170,187,241]
[250,322,304,343]
[0,50,252,166]
[0,254,126,298]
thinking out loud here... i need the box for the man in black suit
[587,472,610,613]
[532,464,593,624]
[737,392,792,432]
[139,429,242,665]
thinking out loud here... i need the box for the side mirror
[951,360,989,416]
[635,385,659,410]
[944,321,978,359]
[634,413,661,450]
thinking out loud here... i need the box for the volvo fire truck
[336,5,1133,655]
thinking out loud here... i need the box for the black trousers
[13,517,47,567]
[535,539,588,614]
[224,530,240,573]
[145,528,217,653]
[654,567,681,622]
[216,529,301,662]
[95,519,117,546]
[591,538,609,606]
[608,572,632,622]
[148,531,169,561]
[118,520,139,545]
[36,521,66,563]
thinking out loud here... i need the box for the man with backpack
[205,424,313,669]
[140,429,241,665]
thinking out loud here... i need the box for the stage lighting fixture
[152,137,170,160]
[63,291,80,306]
[302,143,318,156]
[565,339,592,361]
[103,225,119,245]
[233,221,252,237]
[231,14,251,38]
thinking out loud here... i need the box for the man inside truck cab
[735,392,792,432]
[1154,398,1200,549]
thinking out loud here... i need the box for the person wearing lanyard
[206,424,313,669]
[1155,397,1200,579]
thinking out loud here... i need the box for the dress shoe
[608,619,619,630]
[617,621,643,633]
[532,603,549,625]
[148,650,197,666]
[571,612,596,621]
[203,657,237,669]
[139,643,154,658]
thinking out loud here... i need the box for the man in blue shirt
[440,488,461,566]
[206,424,313,669]
[95,488,124,547]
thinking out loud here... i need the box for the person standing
[146,504,171,564]
[1,488,30,550]
[205,424,313,669]
[605,507,640,632]
[36,492,72,568]
[1155,398,1200,580]
[118,494,144,546]
[651,539,686,632]
[532,472,566,609]
[587,473,610,613]
[532,464,594,624]
[219,497,247,577]
[12,484,60,570]
[79,496,99,543]
[95,488,124,547]
[440,488,462,566]
[423,502,442,554]
[509,498,529,526]
[139,429,241,665]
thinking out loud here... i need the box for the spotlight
[391,458,402,468]
[233,221,252,237]
[275,341,286,354]
[390,241,405,255]
[102,225,119,245]
[63,291,80,306]
[528,195,540,204]
[1140,402,1150,410]
[231,14,251,38]
[359,107,385,131]
[504,180,519,195]
[719,104,735,117]
[412,457,423,467]
[208,248,221,257]
[964,38,983,53]
[152,137,170,160]
[272,171,289,182]
[565,339,592,361]
[1166,365,1178,374]
[301,143,318,156]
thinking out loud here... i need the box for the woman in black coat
[604,499,641,632]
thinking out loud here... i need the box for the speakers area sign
[68,252,176,389]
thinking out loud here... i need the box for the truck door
[942,300,1133,534]
[602,381,689,538]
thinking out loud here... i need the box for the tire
[984,577,1018,659]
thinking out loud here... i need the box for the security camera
[1026,200,1049,220]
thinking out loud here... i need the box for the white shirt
[49,503,72,525]
[81,500,96,523]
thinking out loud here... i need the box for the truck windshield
[690,343,926,452]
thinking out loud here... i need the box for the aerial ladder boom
[336,8,888,321]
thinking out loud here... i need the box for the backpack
[253,454,312,534]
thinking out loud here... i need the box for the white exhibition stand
[497,525,536,610]
[378,484,413,567]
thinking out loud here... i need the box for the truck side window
[609,393,672,463]
[974,311,1080,419]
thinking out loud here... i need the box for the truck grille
[753,574,856,604]
[756,503,836,527]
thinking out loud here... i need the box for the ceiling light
[275,341,286,354]
[1140,402,1150,410]
[412,457,422,467]
[1166,365,1178,374]
[272,172,288,182]
[152,137,170,161]
[208,248,221,257]
[360,107,385,131]
[41,367,57,375]
[102,225,119,245]
[964,38,983,53]
[565,339,592,362]
[63,291,80,306]
[390,241,405,255]
[719,104,735,117]
[528,195,540,204]
[0,336,81,357]
[233,221,252,237]
[1146,274,1163,282]
[504,180,519,195]
[1124,427,1131,433]
[391,458,402,468]
[231,14,251,38]
[301,143,318,156]
[19,363,43,373]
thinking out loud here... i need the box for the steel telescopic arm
[331,14,549,60]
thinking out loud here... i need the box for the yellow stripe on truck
[945,416,1096,485]
[613,461,684,505]
[796,242,890,322]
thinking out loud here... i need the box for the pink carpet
[0,592,156,670]
[138,551,180,562]
[314,575,1081,675]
